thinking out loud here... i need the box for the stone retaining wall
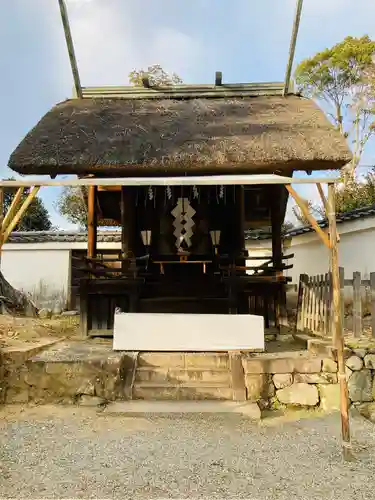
[242,349,375,410]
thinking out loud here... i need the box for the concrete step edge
[134,382,232,388]
[104,401,261,419]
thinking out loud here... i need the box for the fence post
[296,274,308,332]
[353,271,362,338]
[370,273,375,338]
[339,267,345,334]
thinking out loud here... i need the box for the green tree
[295,35,375,172]
[4,183,52,231]
[55,186,87,229]
[128,64,182,86]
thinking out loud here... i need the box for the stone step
[104,401,261,419]
[137,352,230,369]
[135,367,231,384]
[133,382,233,401]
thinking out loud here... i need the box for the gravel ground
[1,405,375,499]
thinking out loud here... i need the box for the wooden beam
[2,187,23,230]
[0,175,340,188]
[58,0,82,99]
[87,186,97,258]
[283,0,304,95]
[316,183,328,214]
[2,187,40,244]
[215,71,222,86]
[285,185,331,249]
[327,183,352,461]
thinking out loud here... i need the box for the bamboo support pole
[58,0,83,99]
[317,183,340,243]
[2,187,23,230]
[2,187,40,244]
[285,185,331,248]
[283,0,304,95]
[327,183,353,461]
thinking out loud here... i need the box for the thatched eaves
[8,91,352,176]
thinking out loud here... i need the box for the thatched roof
[8,94,351,176]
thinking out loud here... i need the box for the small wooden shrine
[8,83,351,336]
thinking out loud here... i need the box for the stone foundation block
[364,354,375,369]
[245,374,274,401]
[346,356,363,371]
[273,373,293,389]
[294,373,337,384]
[319,384,340,411]
[322,358,337,373]
[276,383,319,406]
[242,356,322,374]
[348,370,373,402]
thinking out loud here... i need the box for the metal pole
[58,0,83,98]
[283,0,304,95]
[327,183,353,461]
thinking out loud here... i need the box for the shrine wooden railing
[296,268,375,338]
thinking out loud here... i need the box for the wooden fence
[296,268,375,338]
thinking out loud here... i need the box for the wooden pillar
[87,185,97,258]
[271,186,283,270]
[238,186,245,255]
[121,187,128,259]
[327,183,352,461]
[271,186,287,328]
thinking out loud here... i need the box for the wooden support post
[121,187,129,259]
[327,183,352,461]
[286,185,330,249]
[87,185,97,258]
[271,186,287,328]
[238,186,245,254]
[353,271,362,338]
[2,187,22,231]
[3,187,40,244]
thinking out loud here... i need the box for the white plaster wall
[246,221,375,285]
[1,249,70,307]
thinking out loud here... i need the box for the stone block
[346,366,353,381]
[5,387,30,404]
[348,369,373,402]
[322,358,337,373]
[78,395,106,407]
[245,374,274,401]
[138,353,185,368]
[294,372,337,384]
[273,373,293,389]
[358,402,375,423]
[185,353,229,369]
[319,384,341,412]
[364,354,375,369]
[353,349,367,359]
[276,383,319,406]
[242,356,322,374]
[346,356,363,371]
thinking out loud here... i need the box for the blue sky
[1,0,375,228]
